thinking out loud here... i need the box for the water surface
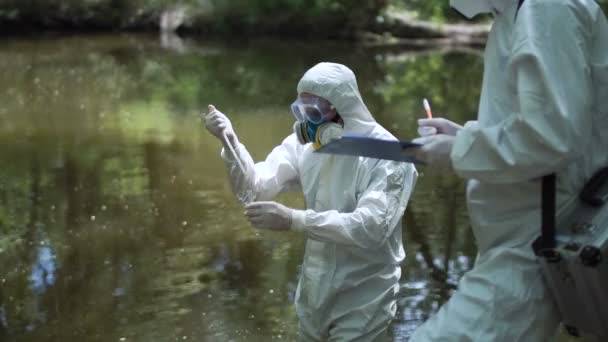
[0,33,483,341]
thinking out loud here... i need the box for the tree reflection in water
[0,35,482,341]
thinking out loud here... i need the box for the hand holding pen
[404,98,459,171]
[416,99,463,137]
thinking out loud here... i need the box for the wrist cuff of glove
[450,128,475,173]
[290,210,306,232]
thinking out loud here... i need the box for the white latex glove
[244,201,293,231]
[405,134,455,172]
[417,118,464,137]
[205,104,238,146]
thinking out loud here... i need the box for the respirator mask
[291,96,343,150]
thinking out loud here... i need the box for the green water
[0,33,482,341]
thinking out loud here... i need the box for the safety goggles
[290,97,334,125]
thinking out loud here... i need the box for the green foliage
[0,0,384,35]
[0,0,194,28]
[2,0,607,33]
[390,0,455,23]
[376,52,483,131]
[207,0,384,36]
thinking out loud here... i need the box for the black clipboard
[315,134,422,163]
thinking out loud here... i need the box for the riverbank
[0,2,489,46]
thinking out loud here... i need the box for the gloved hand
[405,134,455,172]
[244,201,293,231]
[205,104,237,146]
[417,118,464,137]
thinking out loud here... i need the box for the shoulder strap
[541,174,557,249]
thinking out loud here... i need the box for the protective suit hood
[296,62,376,136]
[450,0,516,19]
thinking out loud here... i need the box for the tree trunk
[369,11,490,48]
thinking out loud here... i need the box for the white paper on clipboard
[314,134,422,163]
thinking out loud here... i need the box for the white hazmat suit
[217,63,417,341]
[410,0,608,341]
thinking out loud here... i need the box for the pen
[418,98,437,136]
[423,98,433,119]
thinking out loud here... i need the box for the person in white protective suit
[406,0,608,341]
[205,62,418,341]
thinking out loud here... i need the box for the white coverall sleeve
[221,134,301,202]
[451,1,592,183]
[291,162,415,249]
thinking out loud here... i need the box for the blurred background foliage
[0,0,383,36]
[2,0,606,36]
